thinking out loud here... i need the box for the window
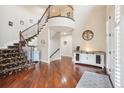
[114,5,121,87]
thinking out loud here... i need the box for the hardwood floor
[0,56,105,88]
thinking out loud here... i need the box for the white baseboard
[40,59,49,63]
[106,67,111,75]
[61,55,72,58]
[50,57,61,62]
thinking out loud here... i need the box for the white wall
[50,31,61,61]
[48,17,75,31]
[0,5,45,48]
[37,26,49,63]
[72,5,106,52]
[61,34,72,57]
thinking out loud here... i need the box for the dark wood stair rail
[21,5,51,33]
[19,5,51,47]
[19,5,51,62]
[19,5,73,46]
[19,5,73,59]
[50,48,60,58]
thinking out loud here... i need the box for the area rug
[76,71,112,88]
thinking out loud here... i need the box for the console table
[73,51,105,68]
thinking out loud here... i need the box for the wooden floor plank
[0,57,105,88]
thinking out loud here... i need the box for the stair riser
[0,41,29,78]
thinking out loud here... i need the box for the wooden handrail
[20,31,28,46]
[21,5,73,34]
[21,5,51,33]
[67,5,73,10]
[21,23,37,33]
[20,5,74,49]
[39,5,51,23]
[19,31,37,52]
[20,5,51,48]
[50,48,60,58]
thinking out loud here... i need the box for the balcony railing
[48,5,74,20]
[19,5,74,62]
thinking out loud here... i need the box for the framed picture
[82,30,94,41]
[20,20,24,25]
[8,21,13,27]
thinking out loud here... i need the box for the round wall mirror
[82,30,94,41]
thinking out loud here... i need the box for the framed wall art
[8,21,13,27]
[82,30,94,41]
[20,20,24,25]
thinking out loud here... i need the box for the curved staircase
[0,6,51,78]
[0,5,75,77]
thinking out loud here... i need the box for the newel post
[37,20,40,33]
[19,30,22,52]
[19,30,21,41]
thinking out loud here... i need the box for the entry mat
[76,71,113,88]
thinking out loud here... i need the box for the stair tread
[0,41,29,77]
